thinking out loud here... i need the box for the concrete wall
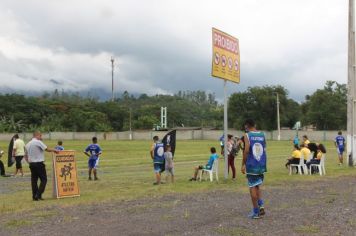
[0,130,344,142]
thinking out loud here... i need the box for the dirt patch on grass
[1,176,356,236]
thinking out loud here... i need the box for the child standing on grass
[84,137,102,181]
[335,131,345,165]
[55,140,64,151]
[164,145,174,183]
[241,119,267,219]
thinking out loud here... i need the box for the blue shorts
[153,163,164,173]
[337,147,344,155]
[88,158,99,169]
[247,174,264,188]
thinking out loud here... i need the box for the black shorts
[15,156,24,169]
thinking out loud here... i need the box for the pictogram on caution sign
[52,150,80,199]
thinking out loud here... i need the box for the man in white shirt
[25,131,58,201]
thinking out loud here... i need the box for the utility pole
[347,0,355,166]
[276,93,281,141]
[111,57,115,102]
[129,107,132,140]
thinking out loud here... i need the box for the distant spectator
[300,143,311,163]
[84,137,102,181]
[150,136,165,185]
[306,144,326,174]
[285,144,302,171]
[219,134,224,155]
[293,135,299,146]
[302,135,310,146]
[334,131,345,165]
[227,134,237,180]
[164,145,174,183]
[0,149,10,177]
[12,134,26,177]
[55,140,64,151]
[189,147,218,181]
[307,142,319,159]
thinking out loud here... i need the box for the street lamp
[111,57,115,102]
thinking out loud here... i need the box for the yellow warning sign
[52,150,80,198]
[212,28,240,83]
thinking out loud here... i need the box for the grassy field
[0,139,355,215]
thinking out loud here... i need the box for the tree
[228,85,300,130]
[301,81,346,130]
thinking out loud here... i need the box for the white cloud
[0,0,350,100]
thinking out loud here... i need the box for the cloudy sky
[0,0,349,101]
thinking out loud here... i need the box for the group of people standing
[149,119,268,219]
[150,135,174,185]
[0,132,103,201]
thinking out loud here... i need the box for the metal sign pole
[224,80,228,179]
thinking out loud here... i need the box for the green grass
[0,139,355,215]
[5,219,35,229]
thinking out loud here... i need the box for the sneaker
[153,182,160,185]
[94,177,99,181]
[259,206,265,216]
[189,178,196,181]
[248,211,260,219]
[88,177,92,181]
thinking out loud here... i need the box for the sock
[258,199,264,207]
[253,207,259,214]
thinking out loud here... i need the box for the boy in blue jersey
[55,140,64,151]
[335,131,345,165]
[189,147,218,181]
[84,137,102,181]
[150,136,165,185]
[241,119,267,219]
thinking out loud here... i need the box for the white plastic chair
[199,159,219,182]
[289,157,307,175]
[309,154,326,176]
[306,153,313,162]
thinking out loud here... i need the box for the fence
[0,130,344,142]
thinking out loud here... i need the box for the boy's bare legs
[155,172,161,184]
[193,167,199,179]
[189,167,200,181]
[88,168,92,180]
[338,154,343,164]
[93,169,98,180]
[249,187,259,209]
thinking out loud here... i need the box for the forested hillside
[0,81,346,132]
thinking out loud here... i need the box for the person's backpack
[231,142,239,156]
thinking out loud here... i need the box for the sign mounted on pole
[52,150,80,198]
[211,28,240,83]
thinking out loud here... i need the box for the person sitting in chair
[285,144,301,172]
[306,143,326,174]
[0,149,11,177]
[189,147,218,181]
